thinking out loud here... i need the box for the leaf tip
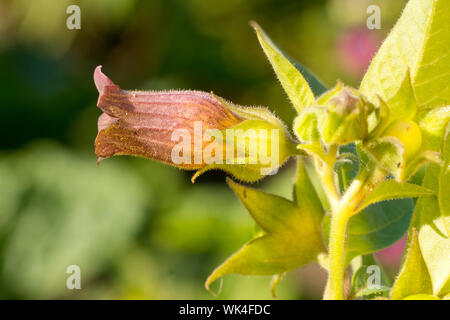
[191,167,210,183]
[249,20,260,30]
[270,273,285,299]
[204,268,224,296]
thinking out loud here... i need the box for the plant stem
[316,145,340,211]
[327,174,367,300]
[327,214,348,299]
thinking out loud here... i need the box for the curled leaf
[270,273,285,299]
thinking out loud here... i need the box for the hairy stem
[327,173,368,300]
[327,213,348,299]
[316,145,340,210]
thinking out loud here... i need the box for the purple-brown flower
[94,66,242,168]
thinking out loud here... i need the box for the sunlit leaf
[439,125,450,236]
[293,109,321,143]
[383,70,418,122]
[356,180,434,214]
[391,229,433,300]
[361,0,450,111]
[412,165,450,295]
[416,105,450,153]
[251,22,316,112]
[294,159,325,222]
[205,164,324,290]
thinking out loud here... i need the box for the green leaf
[391,229,433,300]
[383,70,418,122]
[411,164,450,296]
[439,125,450,236]
[346,199,414,263]
[360,0,450,111]
[251,22,316,112]
[205,176,324,289]
[293,108,321,143]
[251,22,327,98]
[416,105,450,152]
[291,61,328,97]
[356,180,434,214]
[294,159,324,221]
[303,158,331,213]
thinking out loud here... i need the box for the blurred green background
[0,0,407,299]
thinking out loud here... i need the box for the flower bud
[319,87,369,145]
[294,84,371,146]
[94,66,295,182]
[94,66,242,168]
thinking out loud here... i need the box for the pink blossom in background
[374,235,408,270]
[336,28,380,77]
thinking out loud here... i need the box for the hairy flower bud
[94,66,295,182]
[94,66,242,168]
[319,87,369,145]
[294,83,371,146]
